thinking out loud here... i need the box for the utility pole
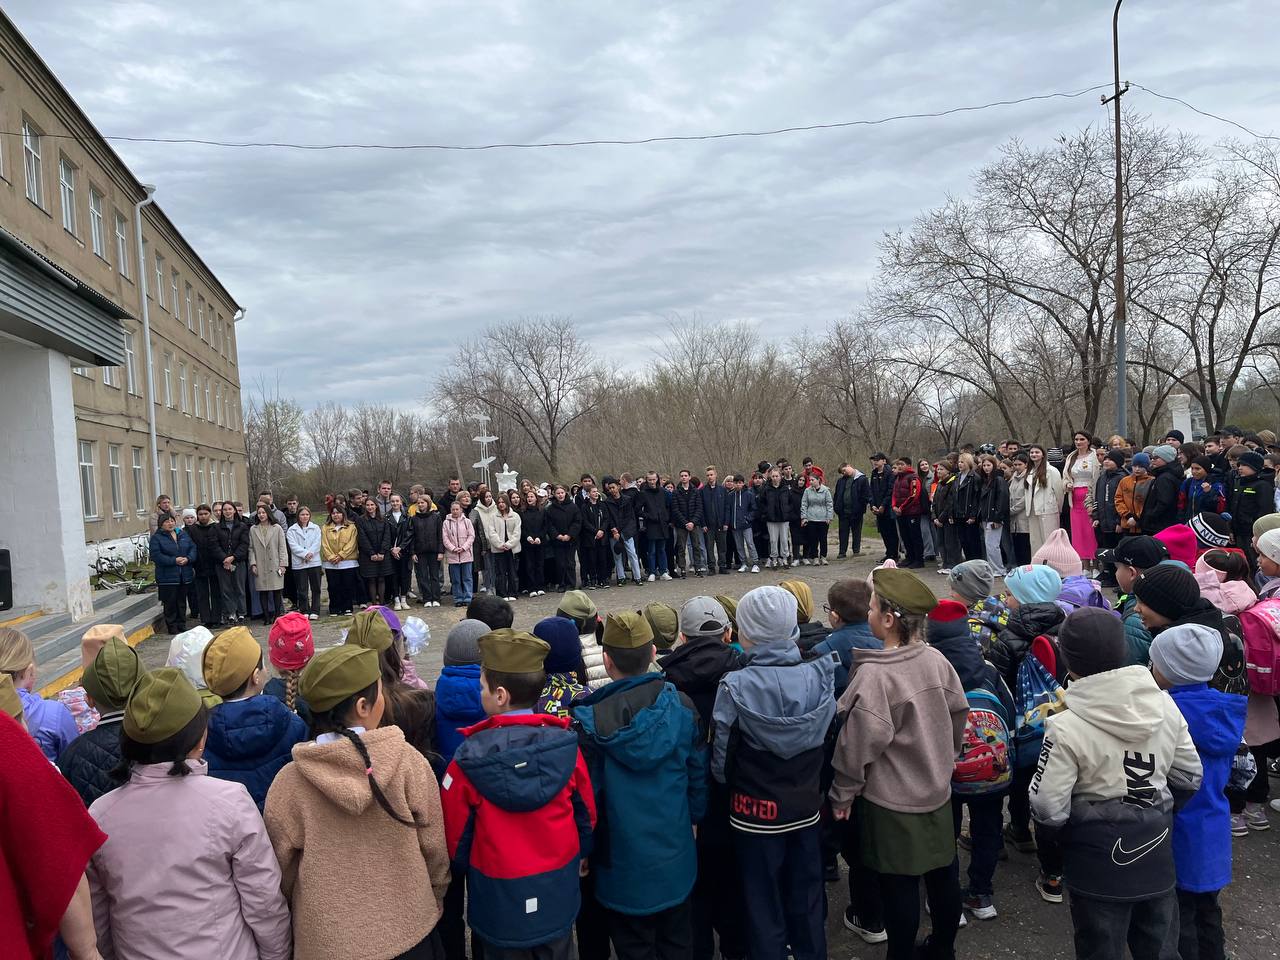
[1103,0,1131,438]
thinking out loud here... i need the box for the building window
[162,352,174,407]
[178,361,188,413]
[132,446,146,511]
[193,372,203,419]
[197,296,206,340]
[198,456,207,503]
[212,317,221,353]
[184,284,193,331]
[108,444,124,516]
[203,377,211,420]
[58,158,76,234]
[228,464,237,501]
[114,212,130,278]
[89,189,107,258]
[171,270,180,316]
[154,253,166,308]
[215,383,223,425]
[103,365,120,388]
[169,453,180,503]
[124,332,140,395]
[78,440,97,519]
[22,119,43,207]
[71,363,90,377]
[210,461,220,501]
[229,390,238,431]
[184,455,194,506]
[227,323,236,364]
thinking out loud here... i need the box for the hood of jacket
[436,664,485,720]
[1064,665,1166,743]
[1056,576,1115,615]
[1169,684,1246,760]
[454,714,580,812]
[930,633,987,690]
[661,636,742,695]
[1003,601,1065,640]
[290,725,415,816]
[724,641,836,760]
[474,499,498,521]
[575,675,684,771]
[206,695,301,761]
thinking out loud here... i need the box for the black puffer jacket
[605,495,638,541]
[57,715,126,807]
[545,499,582,541]
[759,482,791,523]
[671,484,703,528]
[216,517,249,564]
[1141,462,1184,534]
[986,602,1066,692]
[410,509,443,556]
[187,521,224,575]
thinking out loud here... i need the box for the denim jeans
[614,537,642,582]
[952,792,1005,895]
[645,537,669,575]
[1068,891,1179,960]
[449,562,474,604]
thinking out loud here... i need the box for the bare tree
[433,316,611,475]
[306,402,349,493]
[242,375,303,497]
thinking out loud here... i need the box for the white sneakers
[660,572,672,581]
[738,564,748,573]
[751,564,760,573]
[647,573,656,583]
[307,613,318,621]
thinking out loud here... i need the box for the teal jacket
[1119,594,1153,666]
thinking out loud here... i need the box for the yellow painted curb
[39,623,156,698]
[0,609,44,630]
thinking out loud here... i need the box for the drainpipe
[133,184,160,495]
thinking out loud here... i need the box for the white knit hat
[736,586,800,645]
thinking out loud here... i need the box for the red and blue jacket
[441,713,596,949]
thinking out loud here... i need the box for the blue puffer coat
[435,663,486,763]
[810,621,880,695]
[1169,682,1246,893]
[204,695,308,810]
[150,528,196,584]
[573,674,706,916]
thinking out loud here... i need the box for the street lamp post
[1103,0,1131,438]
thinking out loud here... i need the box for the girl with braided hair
[264,611,316,728]
[264,645,451,960]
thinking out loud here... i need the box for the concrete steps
[32,587,161,695]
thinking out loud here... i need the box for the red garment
[891,467,924,516]
[0,712,106,958]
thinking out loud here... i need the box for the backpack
[952,686,1014,795]
[1239,599,1280,696]
[1013,644,1067,768]
[1213,614,1250,697]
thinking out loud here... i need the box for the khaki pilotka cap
[123,668,203,744]
[82,637,147,712]
[602,611,655,650]
[300,646,381,712]
[202,627,262,697]
[345,609,394,653]
[642,604,679,650]
[478,629,550,673]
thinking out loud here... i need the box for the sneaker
[1231,813,1249,837]
[790,559,800,567]
[308,613,318,621]
[738,564,748,573]
[842,908,887,944]
[819,557,829,565]
[800,558,810,566]
[694,570,704,578]
[634,579,644,587]
[1244,802,1271,830]
[1036,874,1064,904]
[751,564,760,574]
[1004,824,1037,852]
[660,572,672,581]
[1271,799,1280,813]
[647,574,656,583]
[963,892,998,920]
[938,567,952,576]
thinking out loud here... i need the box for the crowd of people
[5,426,1280,960]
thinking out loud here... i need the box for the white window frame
[203,377,211,420]
[185,284,194,332]
[210,461,219,501]
[154,253,166,308]
[22,119,43,207]
[114,212,129,278]
[102,365,120,388]
[178,361,189,413]
[89,189,107,258]
[215,383,223,426]
[198,456,207,503]
[58,157,76,234]
[226,323,235,363]
[107,444,124,517]
[71,363,90,377]
[228,464,237,501]
[123,332,140,395]
[132,446,146,512]
[184,455,194,506]
[169,453,180,504]
[197,295,206,340]
[171,270,180,316]
[78,440,98,519]
[193,370,203,419]
[162,352,174,407]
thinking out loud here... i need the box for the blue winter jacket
[573,674,707,916]
[435,663,486,762]
[150,528,196,585]
[728,487,756,531]
[203,695,308,810]
[1169,682,1246,893]
[810,621,880,695]
[700,483,729,530]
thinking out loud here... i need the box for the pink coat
[442,514,475,564]
[88,760,291,960]
[1192,555,1257,616]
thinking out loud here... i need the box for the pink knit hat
[268,612,315,672]
[867,558,897,588]
[1031,528,1083,578]
[1154,524,1197,570]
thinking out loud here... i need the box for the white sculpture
[495,462,519,493]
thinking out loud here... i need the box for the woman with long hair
[1026,444,1064,555]
[976,454,1010,576]
[953,452,984,562]
[216,501,249,623]
[1007,453,1033,566]
[249,505,288,626]
[286,506,323,620]
[356,497,393,608]
[386,494,414,611]
[918,458,938,562]
[321,504,359,616]
[1062,431,1100,572]
[519,489,548,596]
[484,495,522,602]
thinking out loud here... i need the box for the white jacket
[483,509,522,554]
[1027,465,1065,517]
[285,522,322,569]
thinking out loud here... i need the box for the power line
[3,83,1112,152]
[1131,83,1280,142]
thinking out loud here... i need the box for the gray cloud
[6,0,1277,408]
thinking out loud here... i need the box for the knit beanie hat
[1133,563,1201,621]
[1257,529,1280,566]
[779,579,814,623]
[1058,608,1127,677]
[268,612,314,672]
[1005,565,1063,606]
[1254,514,1280,540]
[1151,444,1178,465]
[532,617,584,674]
[1131,452,1151,470]
[1190,512,1232,550]
[166,626,215,692]
[1031,528,1083,578]
[1239,450,1265,474]
[1191,456,1214,473]
[1103,448,1127,469]
[1153,524,1197,570]
[444,619,489,666]
[1165,429,1185,444]
[1150,623,1222,687]
[736,586,800,645]
[948,560,994,603]
[926,599,971,645]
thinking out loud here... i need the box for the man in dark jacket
[672,469,707,579]
[57,635,144,806]
[868,454,899,563]
[728,475,760,573]
[700,466,731,576]
[574,611,706,959]
[662,597,744,960]
[636,472,673,582]
[1229,450,1276,571]
[188,505,224,628]
[1141,445,1185,535]
[604,477,644,586]
[833,463,871,558]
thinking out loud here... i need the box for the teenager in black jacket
[518,490,549,596]
[833,464,871,558]
[931,462,964,572]
[976,455,1010,576]
[1230,451,1276,571]
[215,501,249,622]
[868,454,899,562]
[577,489,611,589]
[409,496,444,605]
[188,505,224,627]
[545,485,583,590]
[952,454,984,561]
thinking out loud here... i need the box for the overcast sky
[7,1,1277,409]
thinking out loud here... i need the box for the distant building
[0,10,246,618]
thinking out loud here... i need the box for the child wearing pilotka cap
[1149,623,1245,960]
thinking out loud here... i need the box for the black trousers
[897,515,923,565]
[839,802,884,931]
[959,521,984,561]
[704,527,728,573]
[292,567,322,616]
[479,934,572,960]
[439,869,483,960]
[803,521,829,559]
[938,522,964,569]
[193,573,221,626]
[734,825,826,960]
[521,544,545,592]
[157,581,188,634]
[837,512,864,555]
[552,541,578,589]
[608,900,693,960]
[952,791,1004,896]
[1068,890,1178,960]
[1177,889,1225,960]
[391,554,413,598]
[324,567,357,614]
[492,551,518,597]
[692,836,746,960]
[1012,531,1032,566]
[1007,764,1064,876]
[577,869,611,960]
[395,928,445,960]
[582,538,610,586]
[875,510,900,559]
[878,861,962,960]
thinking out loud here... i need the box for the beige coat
[264,725,450,960]
[250,522,288,591]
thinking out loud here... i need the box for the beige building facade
[0,10,247,546]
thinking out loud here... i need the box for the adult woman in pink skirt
[1063,431,1101,572]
